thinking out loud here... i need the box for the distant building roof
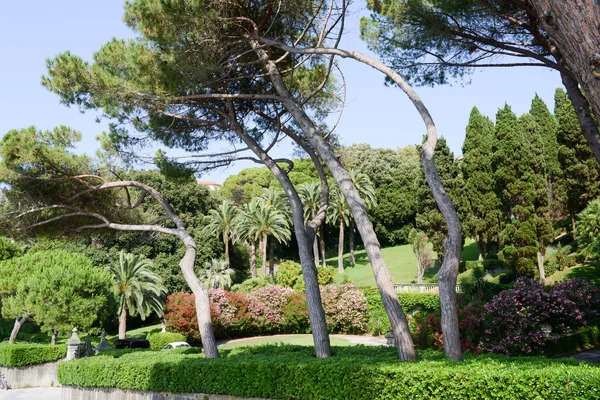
[197,179,223,190]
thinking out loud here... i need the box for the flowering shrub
[410,278,600,356]
[209,289,252,338]
[164,292,201,341]
[281,291,310,333]
[320,284,368,334]
[247,286,295,332]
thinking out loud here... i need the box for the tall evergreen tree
[493,105,552,279]
[554,89,600,230]
[416,137,469,260]
[461,107,501,260]
[529,94,561,221]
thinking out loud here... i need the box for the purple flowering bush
[479,278,600,355]
[320,284,368,334]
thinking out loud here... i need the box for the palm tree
[261,188,292,273]
[298,181,325,267]
[235,199,262,278]
[198,259,235,290]
[204,201,239,268]
[108,251,167,340]
[237,198,291,277]
[328,186,351,274]
[348,170,377,266]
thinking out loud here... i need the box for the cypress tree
[529,94,561,221]
[493,105,551,277]
[461,107,501,260]
[416,137,469,260]
[554,88,600,230]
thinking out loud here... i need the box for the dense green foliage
[0,237,22,262]
[146,331,187,351]
[58,345,600,399]
[0,343,66,367]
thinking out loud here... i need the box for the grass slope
[327,239,478,287]
[218,334,355,349]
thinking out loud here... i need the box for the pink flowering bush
[320,284,368,334]
[209,289,252,338]
[247,285,295,332]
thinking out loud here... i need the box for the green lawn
[218,334,354,349]
[546,263,600,286]
[328,239,478,287]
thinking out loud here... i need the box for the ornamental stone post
[66,328,82,360]
[95,330,111,354]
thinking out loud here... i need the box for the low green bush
[146,332,187,351]
[0,343,66,367]
[544,320,600,356]
[58,345,600,399]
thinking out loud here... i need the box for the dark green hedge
[146,332,187,351]
[58,345,600,399]
[544,321,600,356]
[0,343,66,367]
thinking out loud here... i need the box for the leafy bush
[274,261,336,291]
[247,286,295,332]
[164,293,201,342]
[0,343,66,367]
[146,332,187,351]
[482,259,506,270]
[58,345,600,399]
[281,292,310,334]
[209,289,252,338]
[320,284,368,334]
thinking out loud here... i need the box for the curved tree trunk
[313,235,320,267]
[250,237,257,278]
[9,316,26,344]
[320,225,326,267]
[338,219,345,274]
[179,232,219,358]
[529,0,600,164]
[537,250,546,283]
[349,220,356,266]
[118,301,128,340]
[229,114,332,358]
[252,43,415,360]
[269,238,275,277]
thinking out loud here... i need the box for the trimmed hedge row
[58,345,600,399]
[146,332,187,351]
[0,343,66,367]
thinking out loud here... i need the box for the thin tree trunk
[250,237,257,278]
[477,237,484,261]
[179,232,219,358]
[224,232,230,268]
[9,317,26,344]
[338,219,345,274]
[229,112,332,358]
[253,44,415,360]
[320,225,326,268]
[313,235,320,267]
[537,250,546,283]
[261,233,267,277]
[254,40,465,360]
[269,238,275,277]
[571,211,576,231]
[118,301,128,340]
[51,329,58,345]
[529,0,600,164]
[349,220,356,266]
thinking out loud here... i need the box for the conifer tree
[529,94,561,220]
[416,137,469,260]
[554,89,600,230]
[461,107,501,260]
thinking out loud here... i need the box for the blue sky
[0,1,562,184]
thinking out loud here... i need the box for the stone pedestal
[66,328,82,360]
[95,330,111,354]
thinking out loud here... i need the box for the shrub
[164,293,201,342]
[281,292,310,334]
[320,284,368,334]
[209,289,252,338]
[274,261,336,291]
[482,259,506,270]
[0,343,66,367]
[247,286,294,331]
[58,345,600,399]
[230,277,272,293]
[146,332,187,351]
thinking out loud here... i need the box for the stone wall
[61,386,271,400]
[0,361,59,389]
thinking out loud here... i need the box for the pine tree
[461,107,501,260]
[416,137,469,260]
[554,89,600,230]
